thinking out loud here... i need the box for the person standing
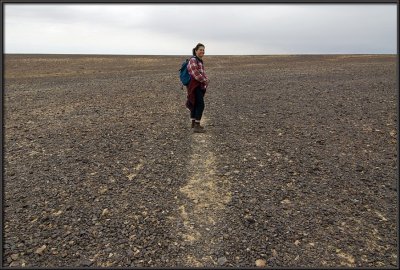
[186,43,210,133]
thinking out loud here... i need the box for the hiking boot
[191,120,195,128]
[193,122,206,133]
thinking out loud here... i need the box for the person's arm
[187,58,208,83]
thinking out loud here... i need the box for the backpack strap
[191,56,199,64]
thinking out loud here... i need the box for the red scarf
[185,77,206,111]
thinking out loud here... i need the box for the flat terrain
[3,54,398,267]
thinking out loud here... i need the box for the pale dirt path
[177,116,232,267]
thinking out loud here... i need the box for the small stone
[102,208,110,216]
[281,199,291,204]
[272,249,278,257]
[217,256,227,265]
[245,214,255,223]
[255,259,267,267]
[9,261,20,267]
[10,254,19,260]
[35,245,47,255]
[81,259,93,266]
[294,240,300,246]
[99,188,108,194]
[375,211,388,221]
[53,210,63,216]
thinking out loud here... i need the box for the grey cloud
[4,4,396,54]
[128,4,396,52]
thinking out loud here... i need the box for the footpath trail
[3,54,398,268]
[178,116,232,266]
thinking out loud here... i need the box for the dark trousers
[190,87,205,121]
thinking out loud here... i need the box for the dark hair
[192,43,205,56]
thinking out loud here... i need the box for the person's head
[192,43,205,58]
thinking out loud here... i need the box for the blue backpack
[179,57,197,88]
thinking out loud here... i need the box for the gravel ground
[3,54,398,267]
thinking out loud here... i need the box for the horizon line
[4,53,396,56]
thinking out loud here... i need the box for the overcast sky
[4,4,397,55]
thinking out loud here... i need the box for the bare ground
[3,54,398,267]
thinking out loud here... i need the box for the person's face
[196,46,205,58]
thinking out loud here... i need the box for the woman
[186,43,210,133]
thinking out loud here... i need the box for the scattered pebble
[35,245,47,255]
[255,259,267,267]
[217,256,227,265]
[101,208,110,216]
